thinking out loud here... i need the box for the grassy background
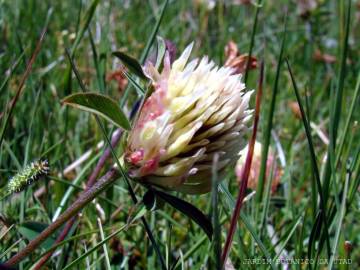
[0,0,359,269]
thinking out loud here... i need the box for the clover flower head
[125,43,253,194]
[236,141,281,193]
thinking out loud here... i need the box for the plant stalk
[32,129,123,269]
[221,61,264,266]
[5,168,119,267]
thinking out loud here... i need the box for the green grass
[1,0,359,269]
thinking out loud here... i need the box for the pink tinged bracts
[125,43,253,194]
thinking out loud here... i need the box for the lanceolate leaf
[62,92,131,130]
[112,51,147,80]
[152,189,213,239]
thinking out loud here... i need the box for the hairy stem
[32,129,123,269]
[5,168,119,267]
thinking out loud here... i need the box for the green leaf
[328,173,350,269]
[308,210,323,261]
[18,222,56,250]
[155,36,166,69]
[143,190,165,211]
[152,189,213,239]
[112,51,147,80]
[244,0,263,83]
[123,71,146,95]
[62,92,131,130]
[286,59,331,256]
[139,0,169,64]
[256,13,287,203]
[71,0,99,54]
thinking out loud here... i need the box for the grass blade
[322,0,351,203]
[62,205,147,270]
[335,71,360,166]
[65,50,167,270]
[0,9,52,149]
[332,0,351,141]
[272,214,303,262]
[256,14,287,203]
[97,218,111,270]
[119,0,169,107]
[139,0,169,64]
[122,71,146,95]
[219,182,276,270]
[244,0,264,83]
[286,59,331,257]
[70,0,99,55]
[51,153,101,221]
[222,61,264,266]
[0,50,25,96]
[328,172,350,269]
[5,169,119,266]
[211,154,221,269]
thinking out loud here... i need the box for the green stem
[335,71,360,166]
[244,0,264,84]
[256,13,287,203]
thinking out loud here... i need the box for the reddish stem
[221,61,264,266]
[32,129,122,269]
[5,168,119,267]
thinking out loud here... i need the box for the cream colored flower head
[236,141,282,193]
[125,43,253,194]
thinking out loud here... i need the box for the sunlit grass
[0,0,359,269]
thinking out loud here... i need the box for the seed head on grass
[7,160,49,194]
[125,43,253,194]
